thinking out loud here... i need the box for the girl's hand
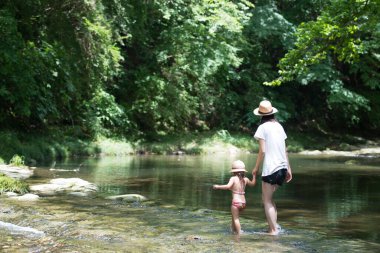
[213,185,218,190]
[252,176,257,186]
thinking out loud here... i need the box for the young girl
[213,160,256,234]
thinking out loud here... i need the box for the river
[1,153,379,252]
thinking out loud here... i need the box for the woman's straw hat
[231,160,247,173]
[253,100,278,116]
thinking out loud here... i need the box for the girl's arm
[213,177,234,190]
[245,177,256,187]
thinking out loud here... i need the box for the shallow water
[1,154,380,252]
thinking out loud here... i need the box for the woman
[251,100,292,235]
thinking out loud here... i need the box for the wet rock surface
[0,221,44,236]
[30,178,98,196]
[0,165,34,179]
[9,193,40,201]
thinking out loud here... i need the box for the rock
[10,193,39,201]
[0,221,44,236]
[172,151,185,155]
[0,165,33,179]
[30,178,97,196]
[321,150,353,156]
[29,183,60,196]
[356,147,380,156]
[185,235,202,241]
[299,147,380,157]
[5,192,18,197]
[106,194,148,202]
[344,160,359,165]
[298,150,322,155]
[68,192,90,197]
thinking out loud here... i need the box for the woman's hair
[260,114,276,124]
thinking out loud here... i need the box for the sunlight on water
[1,154,379,252]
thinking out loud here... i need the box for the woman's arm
[252,138,265,177]
[285,148,293,183]
[213,177,234,190]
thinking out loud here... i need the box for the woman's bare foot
[268,230,279,235]
[266,224,282,235]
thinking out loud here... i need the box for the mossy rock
[0,174,29,194]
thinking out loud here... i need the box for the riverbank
[0,129,378,166]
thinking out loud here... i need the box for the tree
[108,0,253,136]
[266,0,380,129]
[0,0,124,135]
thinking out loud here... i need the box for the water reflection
[8,154,380,252]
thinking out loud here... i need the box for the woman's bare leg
[262,182,279,235]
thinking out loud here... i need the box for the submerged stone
[69,192,91,197]
[10,193,39,201]
[185,235,202,241]
[106,194,148,202]
[5,192,18,197]
[0,221,44,236]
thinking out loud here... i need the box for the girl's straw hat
[253,100,278,116]
[231,160,247,173]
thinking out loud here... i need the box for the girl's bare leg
[262,182,279,235]
[231,205,241,234]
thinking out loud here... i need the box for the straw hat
[253,100,278,116]
[231,160,247,173]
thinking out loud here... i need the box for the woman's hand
[286,170,292,183]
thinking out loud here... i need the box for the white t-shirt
[254,121,288,177]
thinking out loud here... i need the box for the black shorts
[262,168,288,186]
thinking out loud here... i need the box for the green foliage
[0,0,378,146]
[138,131,257,155]
[265,0,380,130]
[267,0,379,86]
[221,3,296,130]
[213,130,257,151]
[9,154,25,166]
[84,89,130,137]
[0,174,29,194]
[111,0,253,136]
[0,130,99,163]
[276,0,327,24]
[0,0,123,135]
[95,139,134,156]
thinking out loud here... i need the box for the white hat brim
[253,107,278,116]
[231,169,247,173]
